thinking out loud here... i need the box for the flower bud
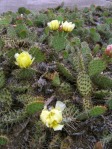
[105,44,112,58]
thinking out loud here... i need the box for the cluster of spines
[1,109,26,125]
[0,88,12,114]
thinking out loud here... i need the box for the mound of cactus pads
[0,5,111,149]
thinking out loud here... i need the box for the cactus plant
[0,88,12,114]
[77,71,92,96]
[12,68,36,80]
[51,72,60,87]
[26,101,44,115]
[92,74,112,89]
[17,94,44,105]
[7,26,17,39]
[0,135,9,145]
[1,109,26,125]
[73,52,85,73]
[83,97,93,110]
[0,70,5,89]
[50,33,66,51]
[57,63,74,82]
[93,90,112,99]
[89,106,107,117]
[88,59,107,77]
[8,79,30,93]
[106,99,112,110]
[15,24,29,39]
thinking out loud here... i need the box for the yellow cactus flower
[14,51,34,68]
[49,120,64,131]
[40,101,66,131]
[47,20,60,30]
[40,109,50,125]
[61,21,75,32]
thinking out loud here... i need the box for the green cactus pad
[92,74,112,89]
[50,34,66,51]
[0,88,12,114]
[73,52,85,73]
[51,72,60,87]
[26,101,44,115]
[83,97,93,110]
[57,63,74,81]
[1,110,26,124]
[77,72,92,96]
[93,90,112,99]
[0,135,9,145]
[88,59,106,77]
[106,99,112,110]
[89,106,107,117]
[0,70,5,88]
[12,68,36,80]
[8,79,30,93]
[15,24,29,39]
[17,94,44,105]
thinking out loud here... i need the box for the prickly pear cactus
[25,101,44,115]
[50,33,66,51]
[88,59,107,77]
[73,52,85,73]
[15,24,29,39]
[92,74,112,89]
[83,97,93,110]
[106,99,112,110]
[77,71,92,96]
[12,68,36,80]
[0,135,9,145]
[89,106,107,117]
[8,79,30,93]
[17,94,44,105]
[0,69,5,89]
[57,63,74,81]
[1,109,26,125]
[0,88,12,114]
[94,90,112,99]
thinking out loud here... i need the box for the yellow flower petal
[53,123,64,131]
[47,20,60,30]
[49,109,62,123]
[40,109,50,125]
[55,101,66,112]
[61,21,75,32]
[14,51,34,68]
